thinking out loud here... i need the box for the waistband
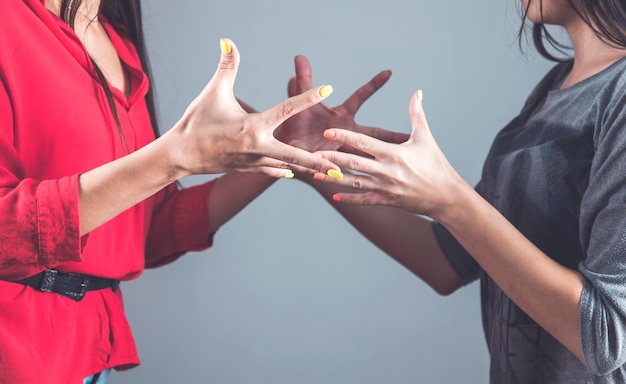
[11,269,120,302]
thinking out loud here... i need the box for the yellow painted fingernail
[220,39,232,55]
[319,85,333,98]
[283,171,295,179]
[327,169,343,181]
[417,89,423,101]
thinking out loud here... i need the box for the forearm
[436,180,585,363]
[79,131,188,235]
[208,172,277,233]
[306,176,463,294]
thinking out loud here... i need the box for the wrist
[429,175,479,227]
[153,127,194,182]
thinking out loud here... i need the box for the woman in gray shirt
[282,0,626,382]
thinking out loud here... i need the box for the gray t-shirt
[433,56,626,383]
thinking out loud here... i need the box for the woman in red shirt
[0,0,390,382]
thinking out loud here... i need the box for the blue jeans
[84,368,110,384]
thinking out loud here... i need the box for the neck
[47,0,101,21]
[559,19,626,88]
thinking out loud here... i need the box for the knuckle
[239,120,255,136]
[388,195,402,209]
[306,92,319,105]
[218,58,237,71]
[385,167,403,184]
[351,177,363,190]
[238,125,262,154]
[397,151,413,167]
[281,102,295,118]
[355,137,370,151]
[348,157,363,172]
[281,153,296,166]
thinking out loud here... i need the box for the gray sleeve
[431,221,480,283]
[578,85,626,376]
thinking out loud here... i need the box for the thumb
[408,90,430,142]
[209,38,240,92]
[293,55,313,93]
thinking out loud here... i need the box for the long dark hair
[518,0,626,62]
[57,0,159,149]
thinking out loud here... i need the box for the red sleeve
[144,180,215,268]
[0,78,84,281]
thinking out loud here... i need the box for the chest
[77,20,130,98]
[480,102,596,223]
[2,19,153,180]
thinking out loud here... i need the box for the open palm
[276,55,408,154]
[167,40,340,178]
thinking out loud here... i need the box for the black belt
[12,270,120,302]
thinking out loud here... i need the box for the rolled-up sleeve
[0,76,84,281]
[578,88,626,376]
[144,180,216,268]
[431,220,481,283]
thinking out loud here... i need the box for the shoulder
[593,58,626,117]
[589,57,626,147]
[598,57,626,102]
[1,0,45,22]
[0,0,50,42]
[0,0,67,69]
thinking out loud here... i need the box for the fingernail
[332,194,342,202]
[220,39,232,55]
[323,130,336,139]
[283,171,295,179]
[327,169,343,181]
[417,89,423,102]
[319,85,333,98]
[313,173,325,181]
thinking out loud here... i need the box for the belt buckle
[64,272,89,302]
[39,269,58,292]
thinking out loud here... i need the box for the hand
[165,39,340,179]
[315,91,465,218]
[275,55,409,156]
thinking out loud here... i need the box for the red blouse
[0,1,215,382]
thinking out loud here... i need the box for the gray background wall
[110,1,555,383]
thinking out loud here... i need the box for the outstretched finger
[331,191,391,206]
[322,128,391,160]
[354,125,410,145]
[264,140,342,175]
[342,69,392,115]
[293,55,314,95]
[315,148,382,177]
[260,84,334,129]
[339,126,409,157]
[241,156,325,179]
[248,166,297,179]
[408,90,431,142]
[209,38,241,93]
